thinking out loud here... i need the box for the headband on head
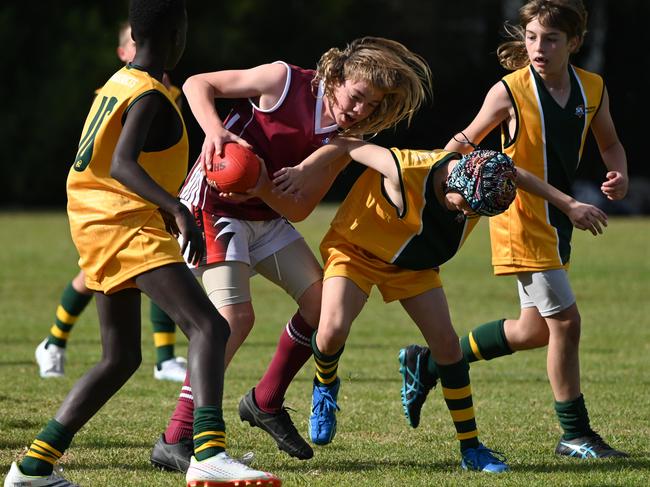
[445,150,517,217]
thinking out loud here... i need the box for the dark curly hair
[129,0,185,41]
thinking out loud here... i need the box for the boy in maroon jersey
[151,37,433,471]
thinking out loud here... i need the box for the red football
[206,143,261,193]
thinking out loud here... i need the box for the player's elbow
[285,202,314,222]
[284,209,310,222]
[182,76,197,95]
[109,157,128,184]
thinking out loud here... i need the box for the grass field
[1,207,649,487]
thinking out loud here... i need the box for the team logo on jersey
[322,136,331,145]
[574,104,586,118]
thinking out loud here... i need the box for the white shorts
[188,215,322,308]
[182,208,303,268]
[517,269,576,317]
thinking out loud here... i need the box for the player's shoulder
[571,65,604,86]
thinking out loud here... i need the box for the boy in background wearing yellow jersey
[35,22,187,383]
[399,0,628,459]
[5,1,281,485]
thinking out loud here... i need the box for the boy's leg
[239,238,322,460]
[20,288,142,478]
[515,270,626,457]
[399,278,549,428]
[152,262,253,472]
[543,304,628,457]
[150,300,187,382]
[36,271,93,378]
[139,263,280,482]
[309,276,366,446]
[238,239,322,458]
[401,288,508,473]
[250,238,323,413]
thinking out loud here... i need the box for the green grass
[1,207,649,486]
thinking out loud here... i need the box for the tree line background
[1,0,648,211]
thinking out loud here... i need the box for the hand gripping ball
[206,143,261,193]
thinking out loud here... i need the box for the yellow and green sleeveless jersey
[329,148,481,270]
[95,81,182,106]
[67,64,188,284]
[490,65,603,275]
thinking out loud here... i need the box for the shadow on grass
[514,456,650,473]
[277,457,458,473]
[75,438,158,449]
[0,360,35,366]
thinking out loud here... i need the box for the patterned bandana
[445,150,517,216]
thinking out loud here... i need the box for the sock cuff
[39,419,74,451]
[194,406,225,432]
[286,311,314,348]
[554,393,585,411]
[311,332,344,362]
[495,318,512,353]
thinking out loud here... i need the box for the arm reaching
[444,82,513,154]
[263,137,399,221]
[516,168,608,236]
[273,137,398,198]
[248,150,351,221]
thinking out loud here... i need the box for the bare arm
[446,81,607,235]
[590,87,628,200]
[516,168,607,236]
[260,138,398,221]
[273,137,398,197]
[444,81,512,154]
[252,149,352,221]
[183,62,288,168]
[111,94,203,263]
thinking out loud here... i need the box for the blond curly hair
[316,37,432,136]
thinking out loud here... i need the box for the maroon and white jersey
[180,62,338,220]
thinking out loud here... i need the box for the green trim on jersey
[393,152,473,270]
[532,67,585,264]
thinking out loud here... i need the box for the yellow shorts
[73,210,184,295]
[320,229,442,303]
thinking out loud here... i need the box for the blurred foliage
[0,0,647,206]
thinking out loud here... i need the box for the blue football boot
[309,378,340,445]
[461,443,509,473]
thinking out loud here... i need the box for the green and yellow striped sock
[460,319,512,362]
[46,282,92,348]
[311,333,344,386]
[437,359,480,451]
[193,406,226,461]
[150,301,176,367]
[20,419,73,476]
[426,319,512,378]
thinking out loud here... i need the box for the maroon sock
[254,311,315,413]
[163,371,194,443]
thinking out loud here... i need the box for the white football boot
[154,356,187,382]
[185,452,281,486]
[4,462,79,487]
[35,339,65,378]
